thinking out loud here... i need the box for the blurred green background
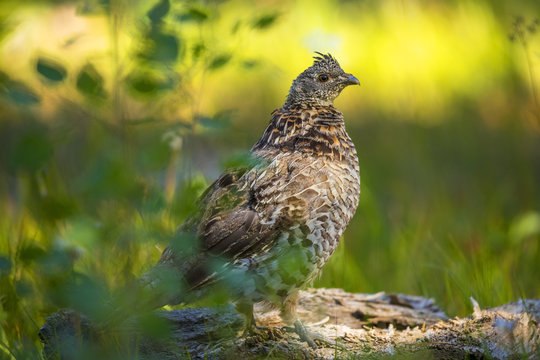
[1,0,539,357]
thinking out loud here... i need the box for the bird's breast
[251,147,360,266]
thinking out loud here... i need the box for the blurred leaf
[36,57,67,83]
[32,195,78,223]
[98,0,110,11]
[177,7,209,23]
[0,70,8,86]
[136,312,172,339]
[509,211,540,244]
[9,130,53,172]
[231,20,241,34]
[147,0,170,24]
[251,13,279,30]
[62,34,84,48]
[192,42,206,59]
[65,217,99,250]
[126,71,174,96]
[208,54,230,70]
[172,174,207,217]
[76,64,106,98]
[15,280,33,297]
[139,137,171,170]
[74,156,144,204]
[38,247,78,278]
[62,273,108,317]
[19,244,46,264]
[141,185,166,214]
[242,60,259,69]
[0,256,11,277]
[222,151,260,170]
[2,81,40,105]
[77,0,110,15]
[195,111,233,135]
[139,28,180,63]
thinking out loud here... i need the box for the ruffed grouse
[120,53,360,347]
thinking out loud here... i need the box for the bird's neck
[283,97,333,109]
[251,105,355,160]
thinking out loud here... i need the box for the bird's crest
[313,52,339,67]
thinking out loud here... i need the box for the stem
[111,0,124,128]
[0,339,17,359]
[519,32,540,123]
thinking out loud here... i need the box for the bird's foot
[243,324,284,342]
[285,319,345,350]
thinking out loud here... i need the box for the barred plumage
[132,53,361,346]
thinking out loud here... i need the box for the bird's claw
[243,324,284,342]
[293,319,318,348]
[288,319,346,350]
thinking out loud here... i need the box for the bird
[115,52,361,347]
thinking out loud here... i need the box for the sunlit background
[1,0,539,357]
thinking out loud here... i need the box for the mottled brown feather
[137,54,361,327]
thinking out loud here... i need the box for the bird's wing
[157,162,293,291]
[199,167,274,258]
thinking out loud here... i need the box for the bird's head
[284,52,360,108]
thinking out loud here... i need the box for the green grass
[316,113,540,316]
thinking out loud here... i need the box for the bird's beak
[341,74,360,86]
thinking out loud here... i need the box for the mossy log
[40,288,539,359]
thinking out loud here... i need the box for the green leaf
[3,81,40,105]
[0,256,11,277]
[242,60,259,69]
[208,54,230,70]
[9,131,53,172]
[77,0,110,15]
[252,13,279,30]
[192,42,206,59]
[15,280,33,297]
[76,64,106,98]
[126,71,174,96]
[178,7,208,23]
[65,217,99,250]
[0,70,9,86]
[36,195,78,223]
[136,312,173,339]
[509,212,540,243]
[36,57,67,83]
[139,28,179,63]
[19,244,46,264]
[147,0,170,24]
[231,20,241,34]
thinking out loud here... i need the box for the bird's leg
[235,302,258,336]
[280,293,315,348]
[236,302,284,341]
[281,293,339,349]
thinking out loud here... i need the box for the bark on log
[39,288,539,359]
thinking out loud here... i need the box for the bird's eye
[318,74,329,82]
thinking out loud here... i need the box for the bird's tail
[98,262,187,330]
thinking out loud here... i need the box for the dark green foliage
[126,71,175,96]
[147,0,170,24]
[139,27,180,64]
[76,64,106,98]
[208,54,231,70]
[0,256,11,276]
[1,79,40,105]
[178,7,209,23]
[251,13,280,30]
[8,128,53,172]
[36,57,67,83]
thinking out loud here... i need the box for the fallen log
[39,288,539,359]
